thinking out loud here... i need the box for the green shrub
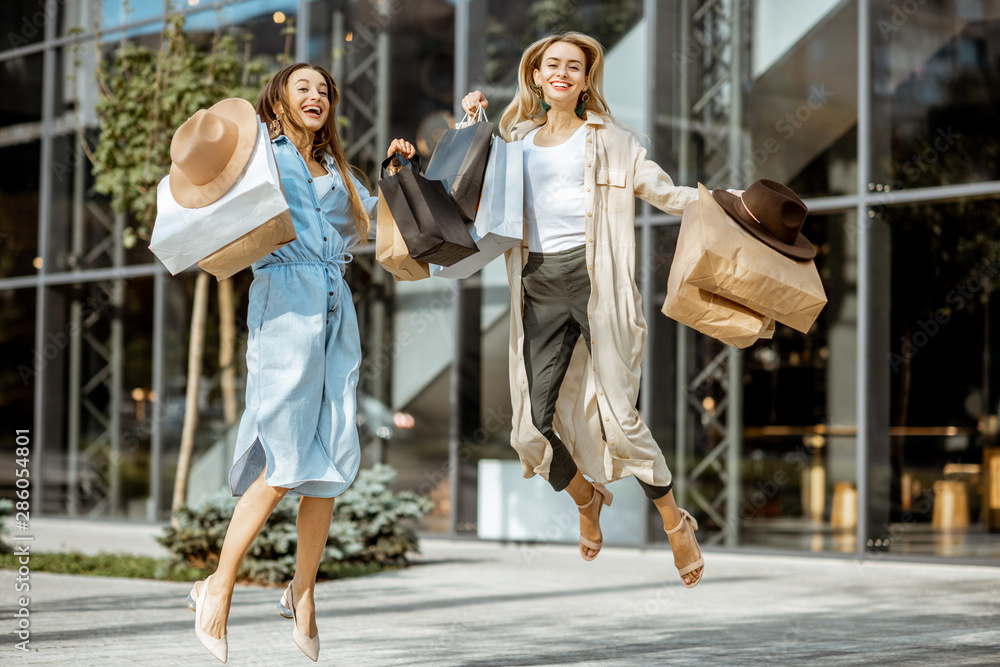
[159,464,432,585]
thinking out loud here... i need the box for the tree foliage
[87,11,264,242]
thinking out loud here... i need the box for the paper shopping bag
[665,282,775,349]
[151,121,292,277]
[379,154,479,267]
[431,137,524,279]
[423,105,494,222]
[662,190,774,348]
[197,210,296,280]
[375,185,431,281]
[684,184,827,333]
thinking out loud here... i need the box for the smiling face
[281,68,331,134]
[532,41,588,108]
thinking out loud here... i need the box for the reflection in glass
[0,288,35,436]
[871,2,1000,189]
[0,53,44,127]
[744,0,859,197]
[37,278,168,518]
[156,270,254,519]
[735,211,859,552]
[647,224,680,464]
[0,139,40,278]
[884,198,1000,558]
[2,0,47,51]
[653,1,858,197]
[48,131,151,271]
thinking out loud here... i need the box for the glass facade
[1,0,997,564]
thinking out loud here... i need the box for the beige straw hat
[169,98,258,208]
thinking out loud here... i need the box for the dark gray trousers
[521,244,671,500]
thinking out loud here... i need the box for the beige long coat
[504,113,698,487]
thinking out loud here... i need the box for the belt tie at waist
[324,252,353,277]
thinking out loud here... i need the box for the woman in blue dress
[186,63,416,663]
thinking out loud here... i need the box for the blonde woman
[185,63,416,662]
[464,32,718,587]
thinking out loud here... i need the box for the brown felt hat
[169,98,258,208]
[712,179,815,261]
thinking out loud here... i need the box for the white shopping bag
[150,121,292,276]
[431,137,524,279]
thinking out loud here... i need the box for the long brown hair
[499,32,612,141]
[257,63,370,241]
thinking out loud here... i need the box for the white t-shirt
[312,169,333,200]
[523,124,587,253]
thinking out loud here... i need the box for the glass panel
[735,211,859,552]
[97,1,180,31]
[871,1,1000,190]
[885,198,1000,559]
[42,277,157,518]
[185,0,299,66]
[0,289,35,469]
[654,1,858,197]
[0,139,40,278]
[646,223,680,467]
[1,0,48,52]
[157,270,254,518]
[48,131,151,271]
[0,52,43,127]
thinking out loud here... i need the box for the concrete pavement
[2,527,999,666]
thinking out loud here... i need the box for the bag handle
[380,152,420,178]
[457,103,488,128]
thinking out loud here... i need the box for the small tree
[75,4,267,520]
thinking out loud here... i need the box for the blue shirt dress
[229,135,378,498]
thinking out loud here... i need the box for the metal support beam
[671,0,745,545]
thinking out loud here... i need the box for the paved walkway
[2,522,999,666]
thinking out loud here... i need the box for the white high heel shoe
[187,574,228,663]
[277,580,319,662]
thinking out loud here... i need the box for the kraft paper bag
[151,121,292,276]
[684,184,827,334]
[663,190,774,349]
[197,210,296,280]
[374,186,431,282]
[665,281,776,349]
[431,137,524,279]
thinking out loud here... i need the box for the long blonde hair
[499,32,612,141]
[257,63,370,241]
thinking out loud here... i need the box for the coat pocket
[596,168,630,213]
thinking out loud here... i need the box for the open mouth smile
[302,105,323,118]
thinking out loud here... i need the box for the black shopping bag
[423,107,494,222]
[378,154,479,267]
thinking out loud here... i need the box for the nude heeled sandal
[577,482,613,561]
[187,574,228,663]
[277,580,320,662]
[665,508,705,588]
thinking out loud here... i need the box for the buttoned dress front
[230,135,378,498]
[504,114,699,489]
